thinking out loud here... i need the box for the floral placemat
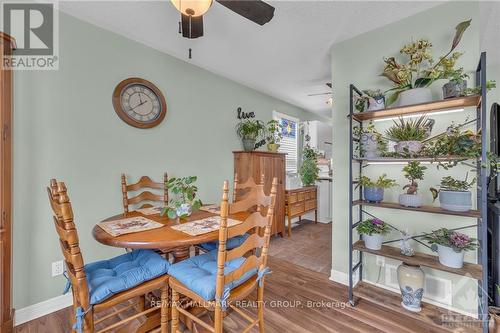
[136,206,163,216]
[98,216,164,237]
[171,216,241,236]
[199,204,221,214]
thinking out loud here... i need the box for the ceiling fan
[307,83,333,105]
[171,0,275,39]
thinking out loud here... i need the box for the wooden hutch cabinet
[233,151,285,237]
[0,32,15,333]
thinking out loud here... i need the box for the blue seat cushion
[199,233,249,251]
[168,250,257,301]
[85,249,170,305]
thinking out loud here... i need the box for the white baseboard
[15,293,73,326]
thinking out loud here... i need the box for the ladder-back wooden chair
[48,179,170,333]
[197,174,264,254]
[121,173,168,214]
[169,177,278,333]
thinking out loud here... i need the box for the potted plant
[424,228,478,268]
[441,56,469,98]
[161,176,202,219]
[381,19,471,106]
[355,174,397,203]
[354,89,386,112]
[235,119,265,151]
[399,161,427,208]
[299,146,319,186]
[430,175,475,212]
[356,218,390,250]
[385,115,434,155]
[354,122,387,158]
[265,120,283,152]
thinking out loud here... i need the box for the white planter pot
[437,244,464,268]
[360,133,380,158]
[363,234,383,250]
[438,190,472,212]
[398,88,433,106]
[399,194,423,208]
[395,141,423,155]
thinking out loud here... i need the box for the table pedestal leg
[170,246,191,263]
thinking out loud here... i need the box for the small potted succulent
[355,174,397,203]
[161,176,202,219]
[399,161,427,208]
[354,89,386,112]
[265,120,283,152]
[235,119,265,151]
[430,175,475,212]
[354,122,387,158]
[424,228,478,268]
[356,218,390,250]
[386,115,434,155]
[441,59,469,99]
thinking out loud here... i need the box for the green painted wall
[331,2,483,315]
[12,12,322,308]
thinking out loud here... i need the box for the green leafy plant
[430,175,475,202]
[386,115,432,142]
[299,146,319,186]
[355,174,397,189]
[235,119,265,140]
[161,176,202,219]
[463,80,497,95]
[265,120,283,145]
[354,89,385,112]
[424,228,478,253]
[356,218,390,236]
[402,161,427,194]
[422,121,481,169]
[353,121,388,155]
[382,19,471,105]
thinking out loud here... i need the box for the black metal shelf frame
[347,52,489,332]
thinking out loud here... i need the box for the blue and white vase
[397,263,425,313]
[176,203,192,218]
[364,187,384,202]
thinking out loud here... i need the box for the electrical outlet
[376,255,385,267]
[52,260,64,277]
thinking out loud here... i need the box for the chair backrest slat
[47,179,91,312]
[215,176,277,302]
[121,173,168,213]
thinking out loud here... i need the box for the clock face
[112,78,167,129]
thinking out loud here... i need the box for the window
[273,111,298,173]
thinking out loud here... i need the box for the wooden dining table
[93,208,248,262]
[92,208,249,333]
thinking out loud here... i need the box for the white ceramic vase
[398,88,433,106]
[360,133,380,158]
[437,244,465,268]
[399,194,423,208]
[363,234,383,250]
[397,263,425,313]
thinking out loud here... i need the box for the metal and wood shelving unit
[348,52,489,333]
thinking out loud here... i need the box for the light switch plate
[52,260,64,277]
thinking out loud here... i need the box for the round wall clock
[112,77,167,129]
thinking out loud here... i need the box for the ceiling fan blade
[308,92,332,97]
[181,14,204,38]
[216,0,275,25]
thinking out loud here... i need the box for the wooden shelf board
[352,200,481,218]
[353,281,482,333]
[352,95,481,121]
[353,240,482,280]
[353,156,470,163]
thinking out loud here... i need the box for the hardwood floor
[15,256,480,333]
[268,220,331,275]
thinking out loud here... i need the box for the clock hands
[130,99,148,110]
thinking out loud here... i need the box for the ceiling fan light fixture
[171,0,213,17]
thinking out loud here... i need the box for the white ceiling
[58,1,445,118]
